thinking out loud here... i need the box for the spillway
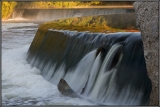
[11,8,135,21]
[26,29,152,105]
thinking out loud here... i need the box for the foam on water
[2,23,96,105]
[8,18,29,21]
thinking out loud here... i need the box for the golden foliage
[2,1,17,19]
[2,1,134,19]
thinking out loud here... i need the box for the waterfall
[11,8,135,21]
[26,29,152,105]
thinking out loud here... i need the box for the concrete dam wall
[133,2,159,105]
[11,8,135,21]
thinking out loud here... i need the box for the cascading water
[26,29,152,105]
[11,8,135,21]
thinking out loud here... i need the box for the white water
[2,22,96,105]
[11,9,130,21]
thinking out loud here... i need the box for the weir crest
[26,29,152,105]
[11,8,135,21]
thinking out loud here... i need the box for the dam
[26,29,152,105]
[11,8,135,22]
[2,5,152,105]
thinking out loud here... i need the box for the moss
[38,15,138,35]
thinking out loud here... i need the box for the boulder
[58,78,80,98]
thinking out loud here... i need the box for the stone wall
[133,2,159,106]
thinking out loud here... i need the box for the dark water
[26,29,152,105]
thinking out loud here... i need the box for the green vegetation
[38,15,138,34]
[2,1,134,19]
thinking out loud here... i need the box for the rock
[57,78,80,98]
[133,2,159,106]
[96,46,105,57]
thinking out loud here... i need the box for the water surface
[2,22,96,106]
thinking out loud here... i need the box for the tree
[2,1,17,19]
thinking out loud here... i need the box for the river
[2,22,97,106]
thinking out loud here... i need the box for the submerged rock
[58,79,80,98]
